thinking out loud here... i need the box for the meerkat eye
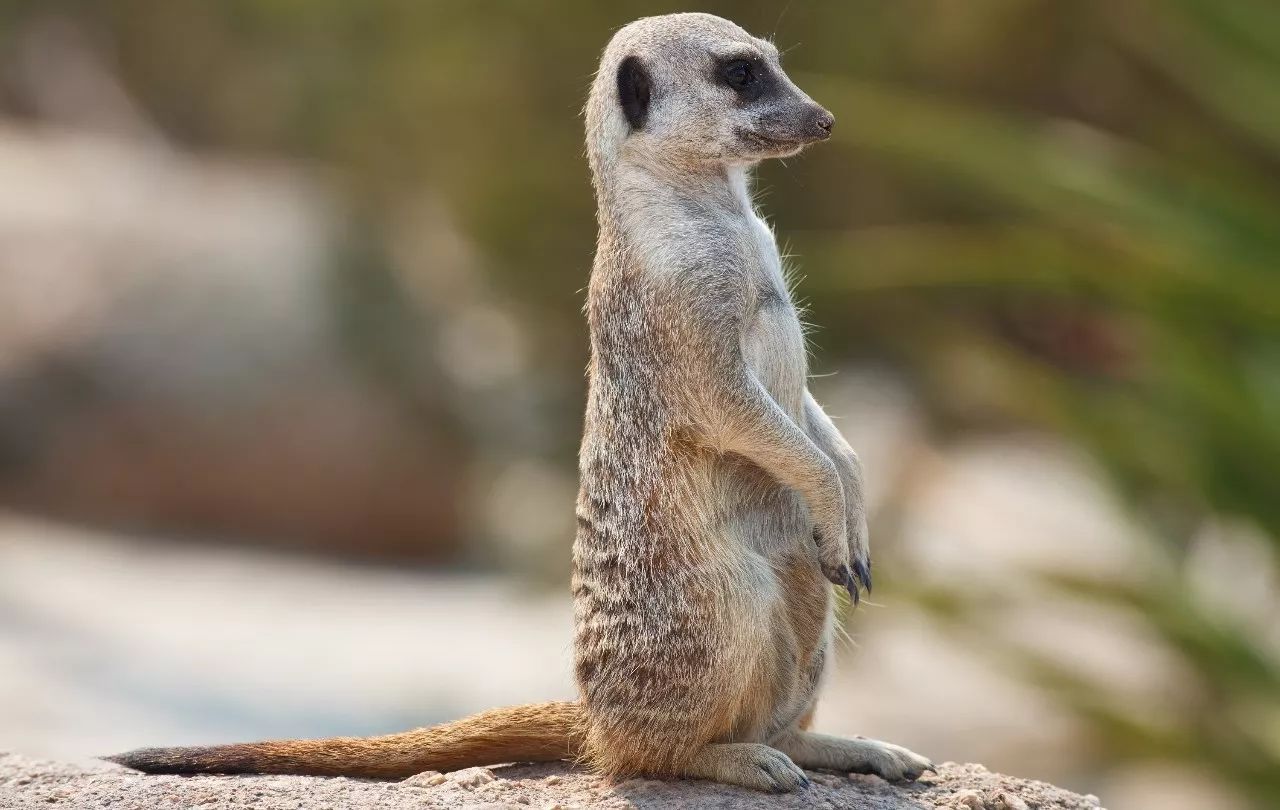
[722,59,755,90]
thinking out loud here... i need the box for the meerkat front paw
[816,524,870,605]
[814,523,859,601]
[819,556,858,603]
[848,511,871,596]
[840,491,872,603]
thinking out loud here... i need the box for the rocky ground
[0,752,1104,810]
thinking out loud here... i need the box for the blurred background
[0,2,1277,808]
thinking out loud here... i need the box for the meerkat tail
[103,701,583,778]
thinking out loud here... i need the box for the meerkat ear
[616,55,651,131]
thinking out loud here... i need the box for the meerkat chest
[740,212,808,419]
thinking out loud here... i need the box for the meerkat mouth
[736,128,821,155]
[739,129,802,147]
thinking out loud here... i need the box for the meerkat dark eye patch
[617,55,651,131]
[722,59,754,89]
[717,57,768,103]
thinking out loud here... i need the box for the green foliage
[794,3,1280,805]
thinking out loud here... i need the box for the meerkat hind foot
[677,742,811,793]
[775,730,933,782]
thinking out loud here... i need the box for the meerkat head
[586,13,834,174]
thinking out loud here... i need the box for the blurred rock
[0,122,464,559]
[0,513,574,764]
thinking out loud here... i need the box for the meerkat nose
[814,110,835,136]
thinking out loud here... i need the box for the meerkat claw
[824,560,871,606]
[841,566,860,606]
[853,558,872,594]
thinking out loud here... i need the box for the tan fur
[106,14,931,792]
[106,702,581,777]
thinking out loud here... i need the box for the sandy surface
[0,752,1104,810]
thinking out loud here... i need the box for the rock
[992,790,1030,810]
[451,766,497,788]
[951,788,987,809]
[0,751,1101,809]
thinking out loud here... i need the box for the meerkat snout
[760,102,835,144]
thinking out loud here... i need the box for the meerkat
[106,13,932,793]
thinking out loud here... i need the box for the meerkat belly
[729,217,812,549]
[722,223,830,735]
[740,213,808,420]
[743,299,808,419]
[715,265,827,736]
[724,307,811,562]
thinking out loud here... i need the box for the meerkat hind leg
[773,730,934,782]
[677,742,811,793]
